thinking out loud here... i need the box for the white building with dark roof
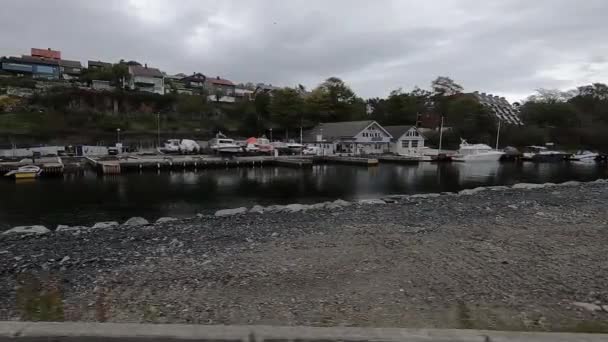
[128,64,164,94]
[384,125,426,156]
[471,91,523,125]
[303,120,393,155]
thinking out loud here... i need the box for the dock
[0,156,64,176]
[314,155,379,166]
[377,155,420,164]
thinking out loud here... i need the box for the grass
[15,273,64,321]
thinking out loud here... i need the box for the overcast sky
[1,0,607,102]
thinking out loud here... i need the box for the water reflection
[0,162,606,229]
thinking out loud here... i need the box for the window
[401,140,409,148]
[412,140,420,148]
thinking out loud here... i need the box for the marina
[0,161,606,231]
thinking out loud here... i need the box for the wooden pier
[377,155,420,164]
[314,155,379,166]
[0,156,64,176]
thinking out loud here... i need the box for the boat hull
[452,152,504,162]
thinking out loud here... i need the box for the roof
[304,120,377,141]
[60,59,82,69]
[129,65,163,78]
[383,125,414,140]
[88,60,112,68]
[181,73,206,82]
[17,55,60,66]
[208,77,234,86]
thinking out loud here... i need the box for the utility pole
[157,112,161,149]
[438,116,444,155]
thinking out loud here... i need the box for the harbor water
[1,162,606,231]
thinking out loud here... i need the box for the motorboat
[209,133,241,154]
[569,150,599,162]
[452,140,504,162]
[286,140,303,154]
[255,137,274,154]
[522,146,568,162]
[5,165,42,179]
[160,139,200,154]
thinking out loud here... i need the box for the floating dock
[0,157,64,177]
[377,155,421,164]
[314,156,379,166]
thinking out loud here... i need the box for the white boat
[286,140,303,153]
[452,140,504,162]
[522,146,568,162]
[570,150,599,162]
[209,133,241,154]
[4,165,42,179]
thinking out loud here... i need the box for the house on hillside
[384,125,426,156]
[303,120,393,155]
[128,64,164,94]
[59,59,82,80]
[206,76,236,103]
[181,73,206,89]
[0,56,60,80]
[88,60,112,70]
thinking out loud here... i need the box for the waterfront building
[303,120,393,155]
[384,125,426,156]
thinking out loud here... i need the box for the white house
[384,125,426,156]
[128,64,164,94]
[303,120,393,155]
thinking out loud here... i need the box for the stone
[507,204,518,210]
[382,198,398,203]
[310,202,331,210]
[2,225,50,236]
[264,205,285,213]
[458,187,487,196]
[123,217,149,227]
[333,199,351,207]
[59,256,70,264]
[156,217,178,224]
[512,183,546,190]
[271,232,279,237]
[410,193,442,199]
[283,204,309,213]
[214,207,247,217]
[91,221,119,229]
[592,178,608,184]
[56,225,89,232]
[249,205,265,214]
[487,186,510,191]
[558,181,581,187]
[358,199,386,205]
[542,183,556,187]
[572,302,603,312]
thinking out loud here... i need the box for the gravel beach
[1,180,608,332]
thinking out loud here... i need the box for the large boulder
[310,202,332,210]
[512,183,546,190]
[215,207,247,217]
[358,199,387,205]
[557,181,581,187]
[249,205,265,214]
[91,221,119,229]
[263,205,285,213]
[409,193,441,199]
[56,225,89,233]
[332,199,351,207]
[283,204,309,213]
[156,217,178,224]
[2,225,50,236]
[458,187,487,196]
[123,217,149,227]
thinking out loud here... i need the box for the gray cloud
[1,0,607,102]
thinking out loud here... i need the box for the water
[1,162,606,230]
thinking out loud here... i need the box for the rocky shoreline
[1,179,608,331]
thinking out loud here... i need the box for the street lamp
[269,128,273,142]
[116,128,121,144]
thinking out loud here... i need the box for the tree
[525,88,576,104]
[269,87,304,129]
[431,76,463,97]
[305,77,364,122]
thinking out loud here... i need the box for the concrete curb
[1,322,607,341]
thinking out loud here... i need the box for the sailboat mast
[495,119,501,150]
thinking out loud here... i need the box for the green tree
[305,77,364,122]
[269,87,305,130]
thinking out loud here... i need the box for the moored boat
[4,165,42,179]
[452,141,504,162]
